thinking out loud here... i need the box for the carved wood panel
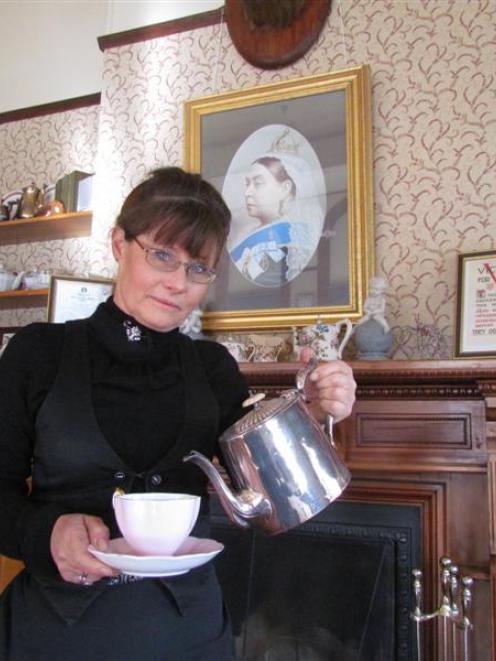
[349,400,486,469]
[242,359,496,660]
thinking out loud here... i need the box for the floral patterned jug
[293,319,353,361]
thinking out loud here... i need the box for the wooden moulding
[0,94,101,125]
[97,8,223,51]
[242,359,496,471]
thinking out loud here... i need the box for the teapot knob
[242,393,265,408]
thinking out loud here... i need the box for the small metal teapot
[183,360,351,534]
[17,183,42,219]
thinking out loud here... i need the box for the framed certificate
[455,250,496,358]
[47,275,114,323]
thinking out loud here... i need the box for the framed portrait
[47,275,114,323]
[455,250,496,358]
[184,65,374,331]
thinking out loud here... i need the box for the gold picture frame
[47,275,114,323]
[184,65,374,331]
[455,250,496,358]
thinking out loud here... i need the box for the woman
[229,139,326,287]
[0,167,355,661]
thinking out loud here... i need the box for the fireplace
[211,496,421,660]
[233,359,496,659]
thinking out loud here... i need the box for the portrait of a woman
[224,125,326,288]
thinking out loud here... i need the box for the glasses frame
[132,236,218,285]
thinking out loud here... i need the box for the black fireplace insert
[210,497,421,660]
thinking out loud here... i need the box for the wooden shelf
[0,288,48,310]
[0,211,92,245]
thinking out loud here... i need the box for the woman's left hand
[301,347,356,423]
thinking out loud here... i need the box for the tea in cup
[112,492,200,556]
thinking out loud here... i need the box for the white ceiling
[0,1,223,114]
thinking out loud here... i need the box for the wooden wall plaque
[225,0,331,69]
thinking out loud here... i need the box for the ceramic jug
[22,269,51,290]
[0,265,25,291]
[221,338,255,362]
[294,319,353,361]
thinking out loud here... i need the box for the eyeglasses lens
[145,250,216,284]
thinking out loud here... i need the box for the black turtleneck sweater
[0,298,248,574]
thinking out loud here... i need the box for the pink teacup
[112,492,200,556]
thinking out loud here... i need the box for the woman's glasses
[132,237,217,284]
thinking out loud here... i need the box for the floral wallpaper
[0,105,99,326]
[1,0,495,358]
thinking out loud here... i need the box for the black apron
[0,321,234,661]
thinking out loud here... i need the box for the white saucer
[88,536,224,577]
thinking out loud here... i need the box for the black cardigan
[0,299,248,579]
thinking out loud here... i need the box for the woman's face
[111,228,214,332]
[244,162,293,224]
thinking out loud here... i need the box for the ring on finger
[78,571,90,586]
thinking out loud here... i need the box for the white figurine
[356,276,390,333]
[180,307,203,338]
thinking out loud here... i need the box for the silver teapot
[183,360,351,535]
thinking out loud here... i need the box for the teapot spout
[183,451,272,529]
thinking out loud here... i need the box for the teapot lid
[226,390,298,437]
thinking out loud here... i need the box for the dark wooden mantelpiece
[242,359,496,661]
[0,360,494,657]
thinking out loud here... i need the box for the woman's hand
[301,347,356,424]
[50,513,118,585]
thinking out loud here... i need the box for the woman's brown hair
[115,167,231,262]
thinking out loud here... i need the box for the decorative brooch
[123,320,142,342]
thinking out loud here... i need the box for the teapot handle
[325,414,337,449]
[245,342,256,362]
[336,319,353,358]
